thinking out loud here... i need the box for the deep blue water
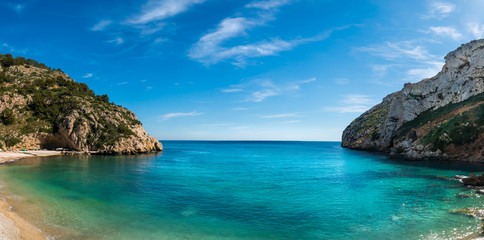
[1,141,484,239]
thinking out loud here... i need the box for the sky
[1,0,484,141]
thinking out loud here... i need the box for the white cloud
[91,20,112,31]
[139,23,166,35]
[222,88,244,93]
[188,1,343,66]
[246,0,292,10]
[128,0,205,24]
[423,1,456,19]
[280,120,301,124]
[300,77,317,84]
[154,37,168,44]
[429,26,462,40]
[188,17,263,65]
[407,61,444,80]
[250,89,279,102]
[325,95,376,114]
[108,37,124,45]
[341,94,375,105]
[325,105,372,114]
[229,78,315,102]
[161,111,204,120]
[83,73,93,78]
[467,22,484,39]
[261,113,301,118]
[190,18,329,66]
[117,82,129,85]
[359,41,436,61]
[233,107,248,111]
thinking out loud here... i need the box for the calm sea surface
[1,141,484,239]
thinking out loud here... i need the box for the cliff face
[0,54,162,154]
[342,39,484,161]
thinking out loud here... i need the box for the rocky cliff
[342,39,484,161]
[0,53,162,154]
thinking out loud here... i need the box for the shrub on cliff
[1,108,15,125]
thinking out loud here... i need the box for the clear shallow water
[1,141,484,239]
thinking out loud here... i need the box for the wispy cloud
[188,0,341,66]
[138,23,166,35]
[423,1,456,19]
[249,89,279,102]
[117,82,129,85]
[128,0,206,25]
[228,77,316,102]
[161,111,204,120]
[358,41,436,61]
[108,37,124,45]
[91,20,113,31]
[325,105,372,114]
[280,120,301,124]
[406,61,443,80]
[429,26,462,40]
[467,22,484,39]
[221,88,244,93]
[340,94,375,105]
[261,113,301,118]
[190,21,336,66]
[233,107,248,111]
[246,0,293,10]
[358,41,445,84]
[82,73,93,78]
[325,94,376,114]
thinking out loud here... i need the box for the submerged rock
[450,208,484,218]
[462,174,484,186]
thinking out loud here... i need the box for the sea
[1,141,484,240]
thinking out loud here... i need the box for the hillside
[342,39,484,161]
[0,53,162,154]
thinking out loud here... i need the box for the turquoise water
[1,141,484,239]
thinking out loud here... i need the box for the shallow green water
[1,141,484,239]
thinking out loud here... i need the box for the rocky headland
[342,39,484,162]
[0,53,162,154]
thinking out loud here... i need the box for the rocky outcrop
[342,39,484,161]
[0,54,162,154]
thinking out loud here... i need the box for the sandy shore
[0,150,62,164]
[0,151,63,240]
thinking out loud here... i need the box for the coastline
[0,151,63,165]
[0,151,62,240]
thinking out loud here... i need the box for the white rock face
[342,39,484,151]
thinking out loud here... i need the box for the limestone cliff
[0,53,162,154]
[342,39,484,161]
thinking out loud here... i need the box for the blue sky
[1,0,484,141]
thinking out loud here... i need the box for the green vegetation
[395,92,484,151]
[1,108,15,125]
[0,53,57,71]
[0,52,140,150]
[396,92,484,138]
[4,137,20,147]
[353,104,389,140]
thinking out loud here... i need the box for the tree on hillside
[1,54,14,68]
[2,108,16,125]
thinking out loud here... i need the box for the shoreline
[0,151,63,240]
[0,150,63,165]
